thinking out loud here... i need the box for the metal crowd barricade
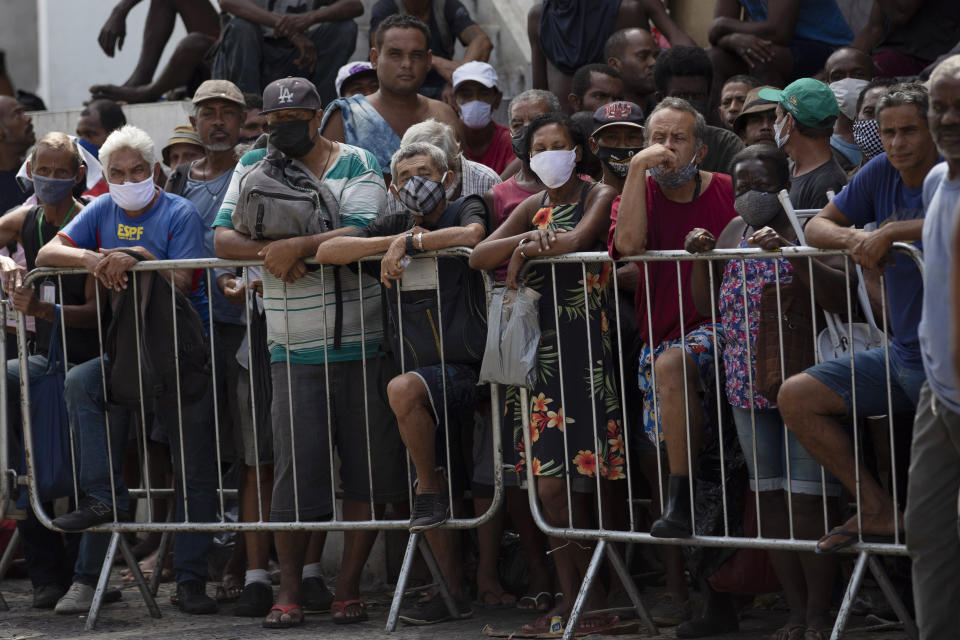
[14,249,502,631]
[516,243,921,640]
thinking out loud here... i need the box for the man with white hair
[36,124,219,616]
[393,117,499,214]
[905,54,960,639]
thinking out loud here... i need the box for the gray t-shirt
[789,157,847,210]
[919,162,960,412]
[700,125,744,176]
[181,163,241,324]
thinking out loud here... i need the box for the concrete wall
[36,0,186,111]
[29,101,193,169]
[0,0,39,94]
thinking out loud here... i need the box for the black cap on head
[261,77,322,114]
[591,101,645,136]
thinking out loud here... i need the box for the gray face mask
[734,189,782,228]
[650,154,698,190]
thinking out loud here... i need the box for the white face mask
[773,114,791,149]
[108,175,157,211]
[529,149,577,189]
[459,100,492,129]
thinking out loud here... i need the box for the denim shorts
[731,406,841,496]
[804,347,926,418]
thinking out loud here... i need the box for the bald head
[826,47,874,83]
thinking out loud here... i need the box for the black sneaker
[32,584,66,609]
[399,594,472,625]
[234,582,273,617]
[51,497,130,532]
[410,493,449,533]
[301,576,334,613]
[176,580,217,615]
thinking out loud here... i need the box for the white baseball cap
[335,61,376,97]
[452,61,499,90]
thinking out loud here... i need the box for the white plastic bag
[478,286,541,388]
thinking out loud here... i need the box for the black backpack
[104,252,211,407]
[381,195,488,370]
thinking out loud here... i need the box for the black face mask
[511,126,527,159]
[595,145,642,178]
[269,119,316,157]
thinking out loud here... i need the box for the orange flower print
[530,420,544,443]
[546,407,574,431]
[532,206,554,229]
[598,262,612,288]
[604,456,626,480]
[584,270,602,293]
[608,431,625,454]
[606,419,620,439]
[532,392,553,412]
[600,311,609,334]
[573,450,597,477]
[531,410,549,430]
[532,457,542,475]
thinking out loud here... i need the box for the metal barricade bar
[13,249,503,631]
[513,244,919,640]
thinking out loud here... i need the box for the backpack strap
[436,194,484,230]
[165,161,192,197]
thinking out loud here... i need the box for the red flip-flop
[331,599,369,624]
[263,603,303,629]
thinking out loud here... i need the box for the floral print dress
[505,184,625,482]
[718,237,794,409]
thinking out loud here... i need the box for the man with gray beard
[165,79,276,616]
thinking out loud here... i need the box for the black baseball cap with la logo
[261,77,323,114]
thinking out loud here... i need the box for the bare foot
[89,83,158,104]
[816,511,902,552]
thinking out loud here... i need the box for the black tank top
[21,206,102,364]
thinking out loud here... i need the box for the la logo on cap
[278,86,294,104]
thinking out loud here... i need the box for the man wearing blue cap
[758,79,848,209]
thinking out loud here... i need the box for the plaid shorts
[637,323,724,445]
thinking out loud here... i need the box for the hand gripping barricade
[515,242,921,640]
[12,250,503,631]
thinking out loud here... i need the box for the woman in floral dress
[470,113,622,632]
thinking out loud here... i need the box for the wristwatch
[405,232,418,254]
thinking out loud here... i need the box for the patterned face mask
[595,146,642,178]
[650,154,698,190]
[394,174,446,215]
[853,119,884,159]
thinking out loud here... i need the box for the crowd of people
[2,1,960,639]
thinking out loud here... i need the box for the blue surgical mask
[77,137,100,160]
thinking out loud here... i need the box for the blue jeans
[804,347,926,416]
[6,356,80,589]
[731,406,841,496]
[64,357,217,585]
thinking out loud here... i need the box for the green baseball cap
[758,78,839,128]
